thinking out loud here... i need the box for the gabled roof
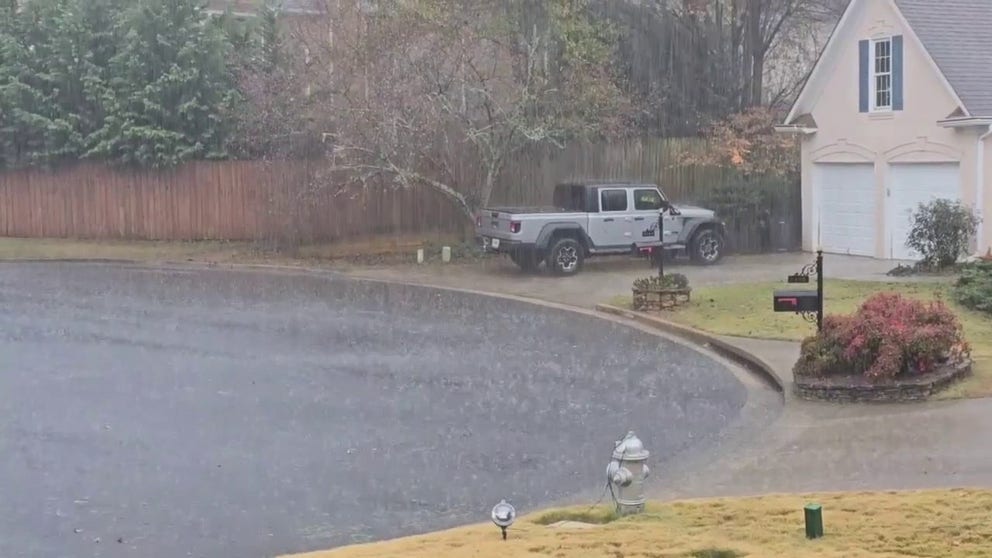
[894,0,992,118]
[785,0,992,124]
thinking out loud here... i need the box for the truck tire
[509,248,541,273]
[548,238,584,276]
[689,228,724,265]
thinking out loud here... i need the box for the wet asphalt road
[0,263,748,558]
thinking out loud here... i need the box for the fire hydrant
[605,431,650,515]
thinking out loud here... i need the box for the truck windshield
[634,189,665,210]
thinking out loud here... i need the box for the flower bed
[793,292,972,402]
[632,274,691,311]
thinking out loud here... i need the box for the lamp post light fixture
[606,431,650,515]
[491,499,516,540]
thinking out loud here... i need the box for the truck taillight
[510,221,521,233]
[476,214,482,227]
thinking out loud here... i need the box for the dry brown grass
[0,234,466,265]
[285,489,992,558]
[0,237,256,261]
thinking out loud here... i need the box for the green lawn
[611,279,992,399]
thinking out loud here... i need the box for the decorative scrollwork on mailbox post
[773,250,824,332]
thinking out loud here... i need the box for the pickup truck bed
[484,206,564,214]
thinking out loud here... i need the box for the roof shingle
[894,0,992,117]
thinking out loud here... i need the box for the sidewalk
[629,328,992,499]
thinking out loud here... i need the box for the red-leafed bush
[794,293,969,380]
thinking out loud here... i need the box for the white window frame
[869,37,893,112]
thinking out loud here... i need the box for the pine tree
[88,0,239,168]
[0,0,74,167]
[0,1,23,166]
[0,0,121,168]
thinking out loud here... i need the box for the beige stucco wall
[983,138,992,255]
[800,0,984,258]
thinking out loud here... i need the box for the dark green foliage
[0,0,240,169]
[633,273,690,291]
[1,0,115,166]
[953,261,992,316]
[86,0,238,167]
[700,180,770,218]
[907,199,981,269]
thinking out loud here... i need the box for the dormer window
[859,36,903,114]
[871,38,893,111]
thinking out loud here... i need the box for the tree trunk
[477,167,499,215]
[742,0,762,107]
[750,49,764,106]
[402,170,476,225]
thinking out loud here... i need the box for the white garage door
[813,163,877,256]
[888,163,961,260]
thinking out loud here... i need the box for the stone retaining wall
[794,361,972,403]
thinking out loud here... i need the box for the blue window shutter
[893,35,904,110]
[859,40,870,112]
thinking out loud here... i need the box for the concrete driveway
[0,262,769,558]
[347,252,905,309]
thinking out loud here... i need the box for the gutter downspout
[979,125,992,255]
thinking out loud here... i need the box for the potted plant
[632,273,691,311]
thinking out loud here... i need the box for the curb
[0,258,141,264]
[595,304,785,394]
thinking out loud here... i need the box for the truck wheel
[509,248,541,273]
[548,238,584,276]
[690,228,724,265]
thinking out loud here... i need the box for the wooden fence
[0,138,802,252]
[0,160,465,242]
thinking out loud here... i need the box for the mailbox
[773,289,820,313]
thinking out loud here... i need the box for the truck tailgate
[476,209,520,239]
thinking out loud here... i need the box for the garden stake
[804,503,824,539]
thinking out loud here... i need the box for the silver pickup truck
[476,181,726,275]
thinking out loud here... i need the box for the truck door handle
[634,217,645,221]
[604,218,615,222]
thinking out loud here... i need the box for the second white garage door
[813,163,877,256]
[887,163,961,260]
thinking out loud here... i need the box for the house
[778,0,992,260]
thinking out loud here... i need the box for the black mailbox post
[772,250,824,331]
[656,200,681,278]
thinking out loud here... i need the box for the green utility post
[804,503,824,539]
